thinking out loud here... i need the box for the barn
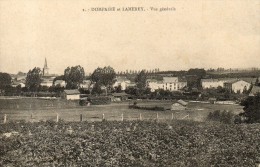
[62,89,80,100]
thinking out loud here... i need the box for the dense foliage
[129,104,165,111]
[25,67,42,91]
[91,66,116,94]
[0,120,259,167]
[207,110,234,124]
[0,72,11,89]
[239,93,260,123]
[64,65,85,89]
[135,70,147,90]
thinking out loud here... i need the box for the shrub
[207,110,234,124]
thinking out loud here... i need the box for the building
[54,80,66,87]
[11,82,25,88]
[201,78,237,89]
[40,77,55,87]
[146,77,187,92]
[113,77,131,90]
[80,80,91,89]
[161,77,187,91]
[42,58,49,76]
[127,82,137,88]
[224,80,251,94]
[40,80,53,87]
[146,79,163,92]
[62,89,80,100]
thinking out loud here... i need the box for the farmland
[0,98,259,166]
[0,98,244,122]
[0,120,259,166]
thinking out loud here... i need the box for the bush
[239,93,260,123]
[129,104,165,111]
[207,110,234,124]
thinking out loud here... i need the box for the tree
[115,85,122,93]
[91,82,103,95]
[239,93,260,123]
[0,72,11,89]
[216,86,227,93]
[53,75,64,85]
[25,67,42,91]
[91,66,116,92]
[255,78,259,86]
[64,65,85,89]
[187,68,206,89]
[39,85,49,92]
[135,70,147,90]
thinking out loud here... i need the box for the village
[0,59,260,167]
[3,58,260,104]
[0,0,260,166]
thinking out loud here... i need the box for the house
[40,79,53,87]
[249,86,260,96]
[146,77,187,92]
[201,78,237,89]
[113,77,131,90]
[41,76,55,87]
[146,79,163,92]
[162,77,187,91]
[16,75,26,82]
[62,89,80,100]
[11,81,25,88]
[80,80,91,89]
[127,82,137,88]
[224,80,251,94]
[54,80,66,87]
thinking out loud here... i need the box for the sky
[0,0,259,75]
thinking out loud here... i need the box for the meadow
[1,97,258,167]
[0,97,244,123]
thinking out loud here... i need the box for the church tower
[43,58,49,76]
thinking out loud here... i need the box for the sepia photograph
[0,0,259,166]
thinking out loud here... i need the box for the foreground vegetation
[0,120,259,167]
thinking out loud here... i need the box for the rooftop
[163,77,178,83]
[64,89,80,95]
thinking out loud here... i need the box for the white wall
[202,81,224,89]
[232,81,251,93]
[66,94,80,100]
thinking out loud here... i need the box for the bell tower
[43,58,49,76]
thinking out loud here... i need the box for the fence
[1,112,193,124]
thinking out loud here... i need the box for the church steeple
[44,58,48,69]
[43,58,49,76]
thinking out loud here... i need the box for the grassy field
[0,98,244,123]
